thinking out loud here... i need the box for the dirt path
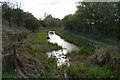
[65,30,110,46]
[65,30,120,56]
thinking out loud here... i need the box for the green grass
[2,68,17,78]
[65,63,120,78]
[66,29,117,45]
[54,28,119,78]
[56,28,97,56]
[67,45,96,56]
[55,28,102,48]
[25,28,64,78]
[23,27,119,78]
[56,30,89,47]
[26,29,62,56]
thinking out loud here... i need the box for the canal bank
[4,28,119,78]
[27,28,120,78]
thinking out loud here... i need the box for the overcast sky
[2,0,119,19]
[22,0,80,19]
[2,0,80,19]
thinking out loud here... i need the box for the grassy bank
[65,63,119,78]
[56,28,119,56]
[3,28,119,78]
[56,27,98,56]
[2,67,17,78]
[25,28,64,78]
[66,29,118,45]
[56,28,91,47]
[55,28,120,78]
[3,28,63,78]
[26,29,62,56]
[65,50,120,78]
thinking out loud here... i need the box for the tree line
[2,1,61,32]
[62,2,120,41]
[2,1,119,41]
[40,14,62,28]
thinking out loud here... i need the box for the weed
[67,45,96,56]
[2,68,17,78]
[26,29,62,56]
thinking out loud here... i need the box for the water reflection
[47,31,78,67]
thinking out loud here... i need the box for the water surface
[47,31,78,66]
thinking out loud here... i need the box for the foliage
[2,1,40,31]
[67,64,80,78]
[12,8,24,27]
[2,2,13,27]
[62,2,119,41]
[56,28,120,78]
[42,14,62,27]
[24,17,40,32]
[68,45,96,56]
[66,63,120,78]
[2,68,17,78]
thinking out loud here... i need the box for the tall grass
[55,28,119,78]
[25,28,63,78]
[67,45,96,56]
[65,63,120,78]
[56,30,89,47]
[2,68,17,78]
[26,29,62,56]
[24,28,119,78]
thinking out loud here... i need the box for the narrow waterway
[47,31,79,67]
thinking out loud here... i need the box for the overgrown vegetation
[2,0,119,79]
[26,29,62,56]
[56,28,91,47]
[2,67,17,78]
[2,1,61,32]
[67,45,96,56]
[40,14,62,28]
[56,28,119,78]
[62,2,119,42]
[2,2,40,32]
[2,27,119,78]
[66,29,117,45]
[65,63,120,78]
